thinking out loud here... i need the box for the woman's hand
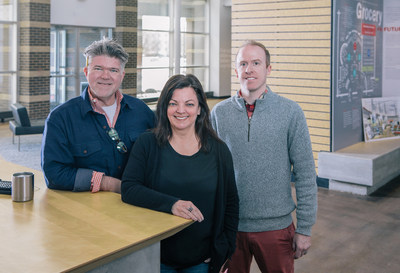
[171,200,204,222]
[100,176,121,193]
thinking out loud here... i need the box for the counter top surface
[0,156,191,272]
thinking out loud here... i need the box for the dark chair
[0,109,13,122]
[9,103,45,151]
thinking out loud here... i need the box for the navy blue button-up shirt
[41,88,155,191]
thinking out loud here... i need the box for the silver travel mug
[12,172,34,202]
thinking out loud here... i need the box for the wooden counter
[0,156,192,272]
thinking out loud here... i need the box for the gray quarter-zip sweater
[210,87,317,236]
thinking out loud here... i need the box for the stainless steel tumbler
[12,172,34,202]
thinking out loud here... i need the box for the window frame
[49,26,112,109]
[136,0,210,101]
[0,0,18,107]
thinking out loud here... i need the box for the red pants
[227,223,295,273]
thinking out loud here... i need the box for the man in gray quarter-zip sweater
[211,40,317,273]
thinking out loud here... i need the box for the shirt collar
[80,87,126,117]
[87,87,123,114]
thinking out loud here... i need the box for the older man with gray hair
[42,38,155,193]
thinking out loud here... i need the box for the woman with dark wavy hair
[121,74,239,273]
[154,74,218,151]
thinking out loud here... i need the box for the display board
[362,97,400,141]
[332,0,383,151]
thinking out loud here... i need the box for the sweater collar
[233,86,273,112]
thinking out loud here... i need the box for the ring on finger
[188,207,193,212]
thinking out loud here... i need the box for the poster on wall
[362,97,400,141]
[332,0,384,151]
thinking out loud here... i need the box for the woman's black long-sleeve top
[121,132,239,273]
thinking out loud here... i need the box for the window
[0,0,17,109]
[50,26,111,109]
[137,0,209,99]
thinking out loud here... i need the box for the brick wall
[18,0,51,120]
[115,0,138,96]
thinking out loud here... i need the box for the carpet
[0,134,42,171]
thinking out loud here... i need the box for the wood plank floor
[250,177,400,273]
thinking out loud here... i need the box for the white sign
[382,0,400,97]
[51,0,115,28]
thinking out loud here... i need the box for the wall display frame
[331,0,384,150]
[362,97,400,141]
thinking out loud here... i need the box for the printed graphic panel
[362,97,400,141]
[332,0,383,151]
